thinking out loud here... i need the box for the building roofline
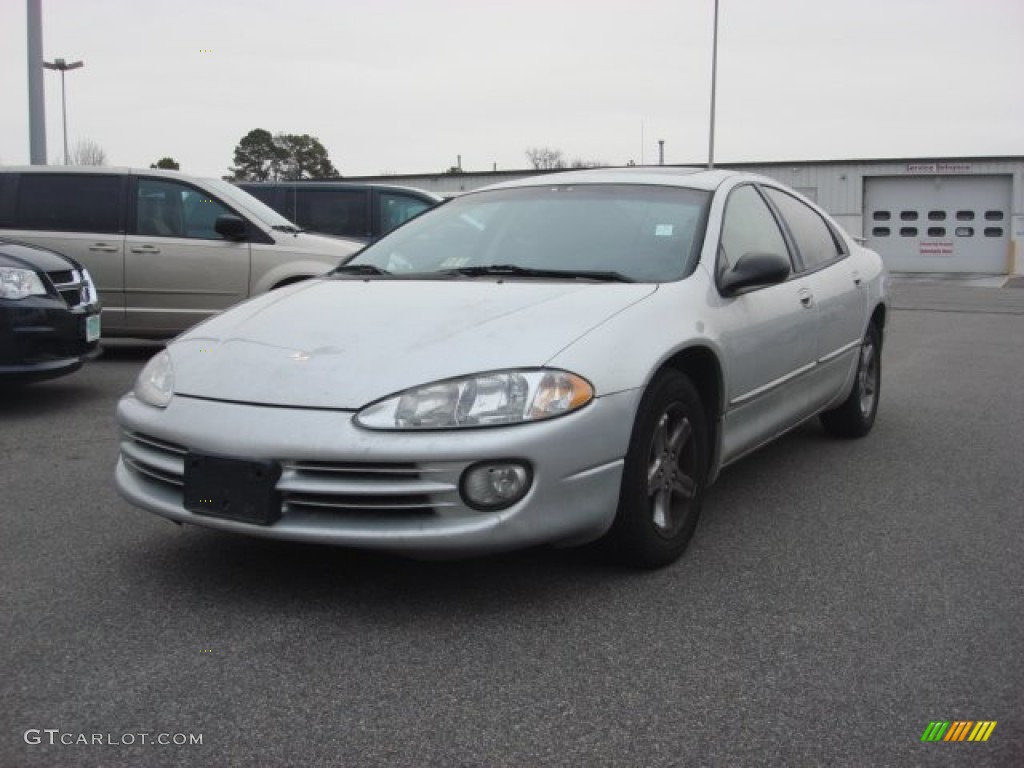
[344,155,1024,183]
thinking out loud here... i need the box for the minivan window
[380,192,432,234]
[295,188,369,237]
[203,178,296,228]
[135,178,234,239]
[16,174,121,233]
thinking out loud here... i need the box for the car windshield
[201,177,298,229]
[346,184,711,283]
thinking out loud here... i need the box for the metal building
[349,155,1024,275]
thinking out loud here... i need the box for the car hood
[169,278,658,408]
[267,230,364,259]
[0,239,80,272]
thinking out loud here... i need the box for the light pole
[43,57,84,165]
[708,0,719,169]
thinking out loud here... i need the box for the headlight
[81,269,98,305]
[0,267,47,300]
[134,350,175,408]
[355,369,594,430]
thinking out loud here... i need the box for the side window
[16,174,121,233]
[135,179,234,239]
[294,188,369,237]
[763,187,842,271]
[380,193,433,234]
[718,185,790,275]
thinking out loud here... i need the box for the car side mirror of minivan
[719,251,791,297]
[215,214,248,241]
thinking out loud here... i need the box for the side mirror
[215,214,248,241]
[719,251,791,296]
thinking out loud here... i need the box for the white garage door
[864,176,1011,273]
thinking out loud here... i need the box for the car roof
[479,167,748,193]
[236,180,442,200]
[2,165,189,177]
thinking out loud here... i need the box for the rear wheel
[820,322,881,438]
[601,370,708,568]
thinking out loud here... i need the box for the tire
[601,370,708,569]
[820,322,881,438]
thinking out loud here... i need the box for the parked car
[1,238,101,382]
[115,168,888,568]
[236,181,441,242]
[0,167,362,338]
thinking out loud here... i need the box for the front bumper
[0,296,101,381]
[114,389,641,556]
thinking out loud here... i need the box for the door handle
[130,245,161,254]
[798,289,814,308]
[89,243,119,253]
[852,270,862,287]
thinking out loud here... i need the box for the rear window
[15,174,121,233]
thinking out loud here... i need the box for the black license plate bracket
[184,452,282,525]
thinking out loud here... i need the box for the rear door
[124,176,250,335]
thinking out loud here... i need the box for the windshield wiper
[331,263,391,276]
[442,264,635,283]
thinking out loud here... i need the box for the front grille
[48,269,74,285]
[121,433,461,518]
[279,461,458,515]
[47,268,88,309]
[121,432,187,487]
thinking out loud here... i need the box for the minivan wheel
[601,370,707,569]
[820,322,881,438]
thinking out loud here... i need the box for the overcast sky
[1,0,1022,178]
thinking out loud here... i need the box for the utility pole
[708,0,719,169]
[27,0,47,164]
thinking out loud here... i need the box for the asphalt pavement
[1,282,1022,767]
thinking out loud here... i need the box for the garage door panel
[865,176,1011,273]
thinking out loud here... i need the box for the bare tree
[525,147,566,170]
[570,157,605,169]
[68,139,107,166]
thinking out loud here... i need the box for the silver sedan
[115,168,888,568]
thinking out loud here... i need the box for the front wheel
[820,322,881,438]
[600,370,708,569]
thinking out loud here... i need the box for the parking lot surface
[2,282,1022,767]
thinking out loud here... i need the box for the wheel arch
[653,344,724,483]
[870,303,887,343]
[271,275,313,290]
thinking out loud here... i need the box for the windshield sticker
[655,225,674,237]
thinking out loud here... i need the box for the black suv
[1,239,101,382]
[236,182,440,242]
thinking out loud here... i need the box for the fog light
[461,462,532,511]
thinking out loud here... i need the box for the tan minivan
[0,167,362,337]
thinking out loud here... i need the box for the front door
[713,184,819,464]
[124,177,251,335]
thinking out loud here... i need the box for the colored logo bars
[921,721,997,742]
